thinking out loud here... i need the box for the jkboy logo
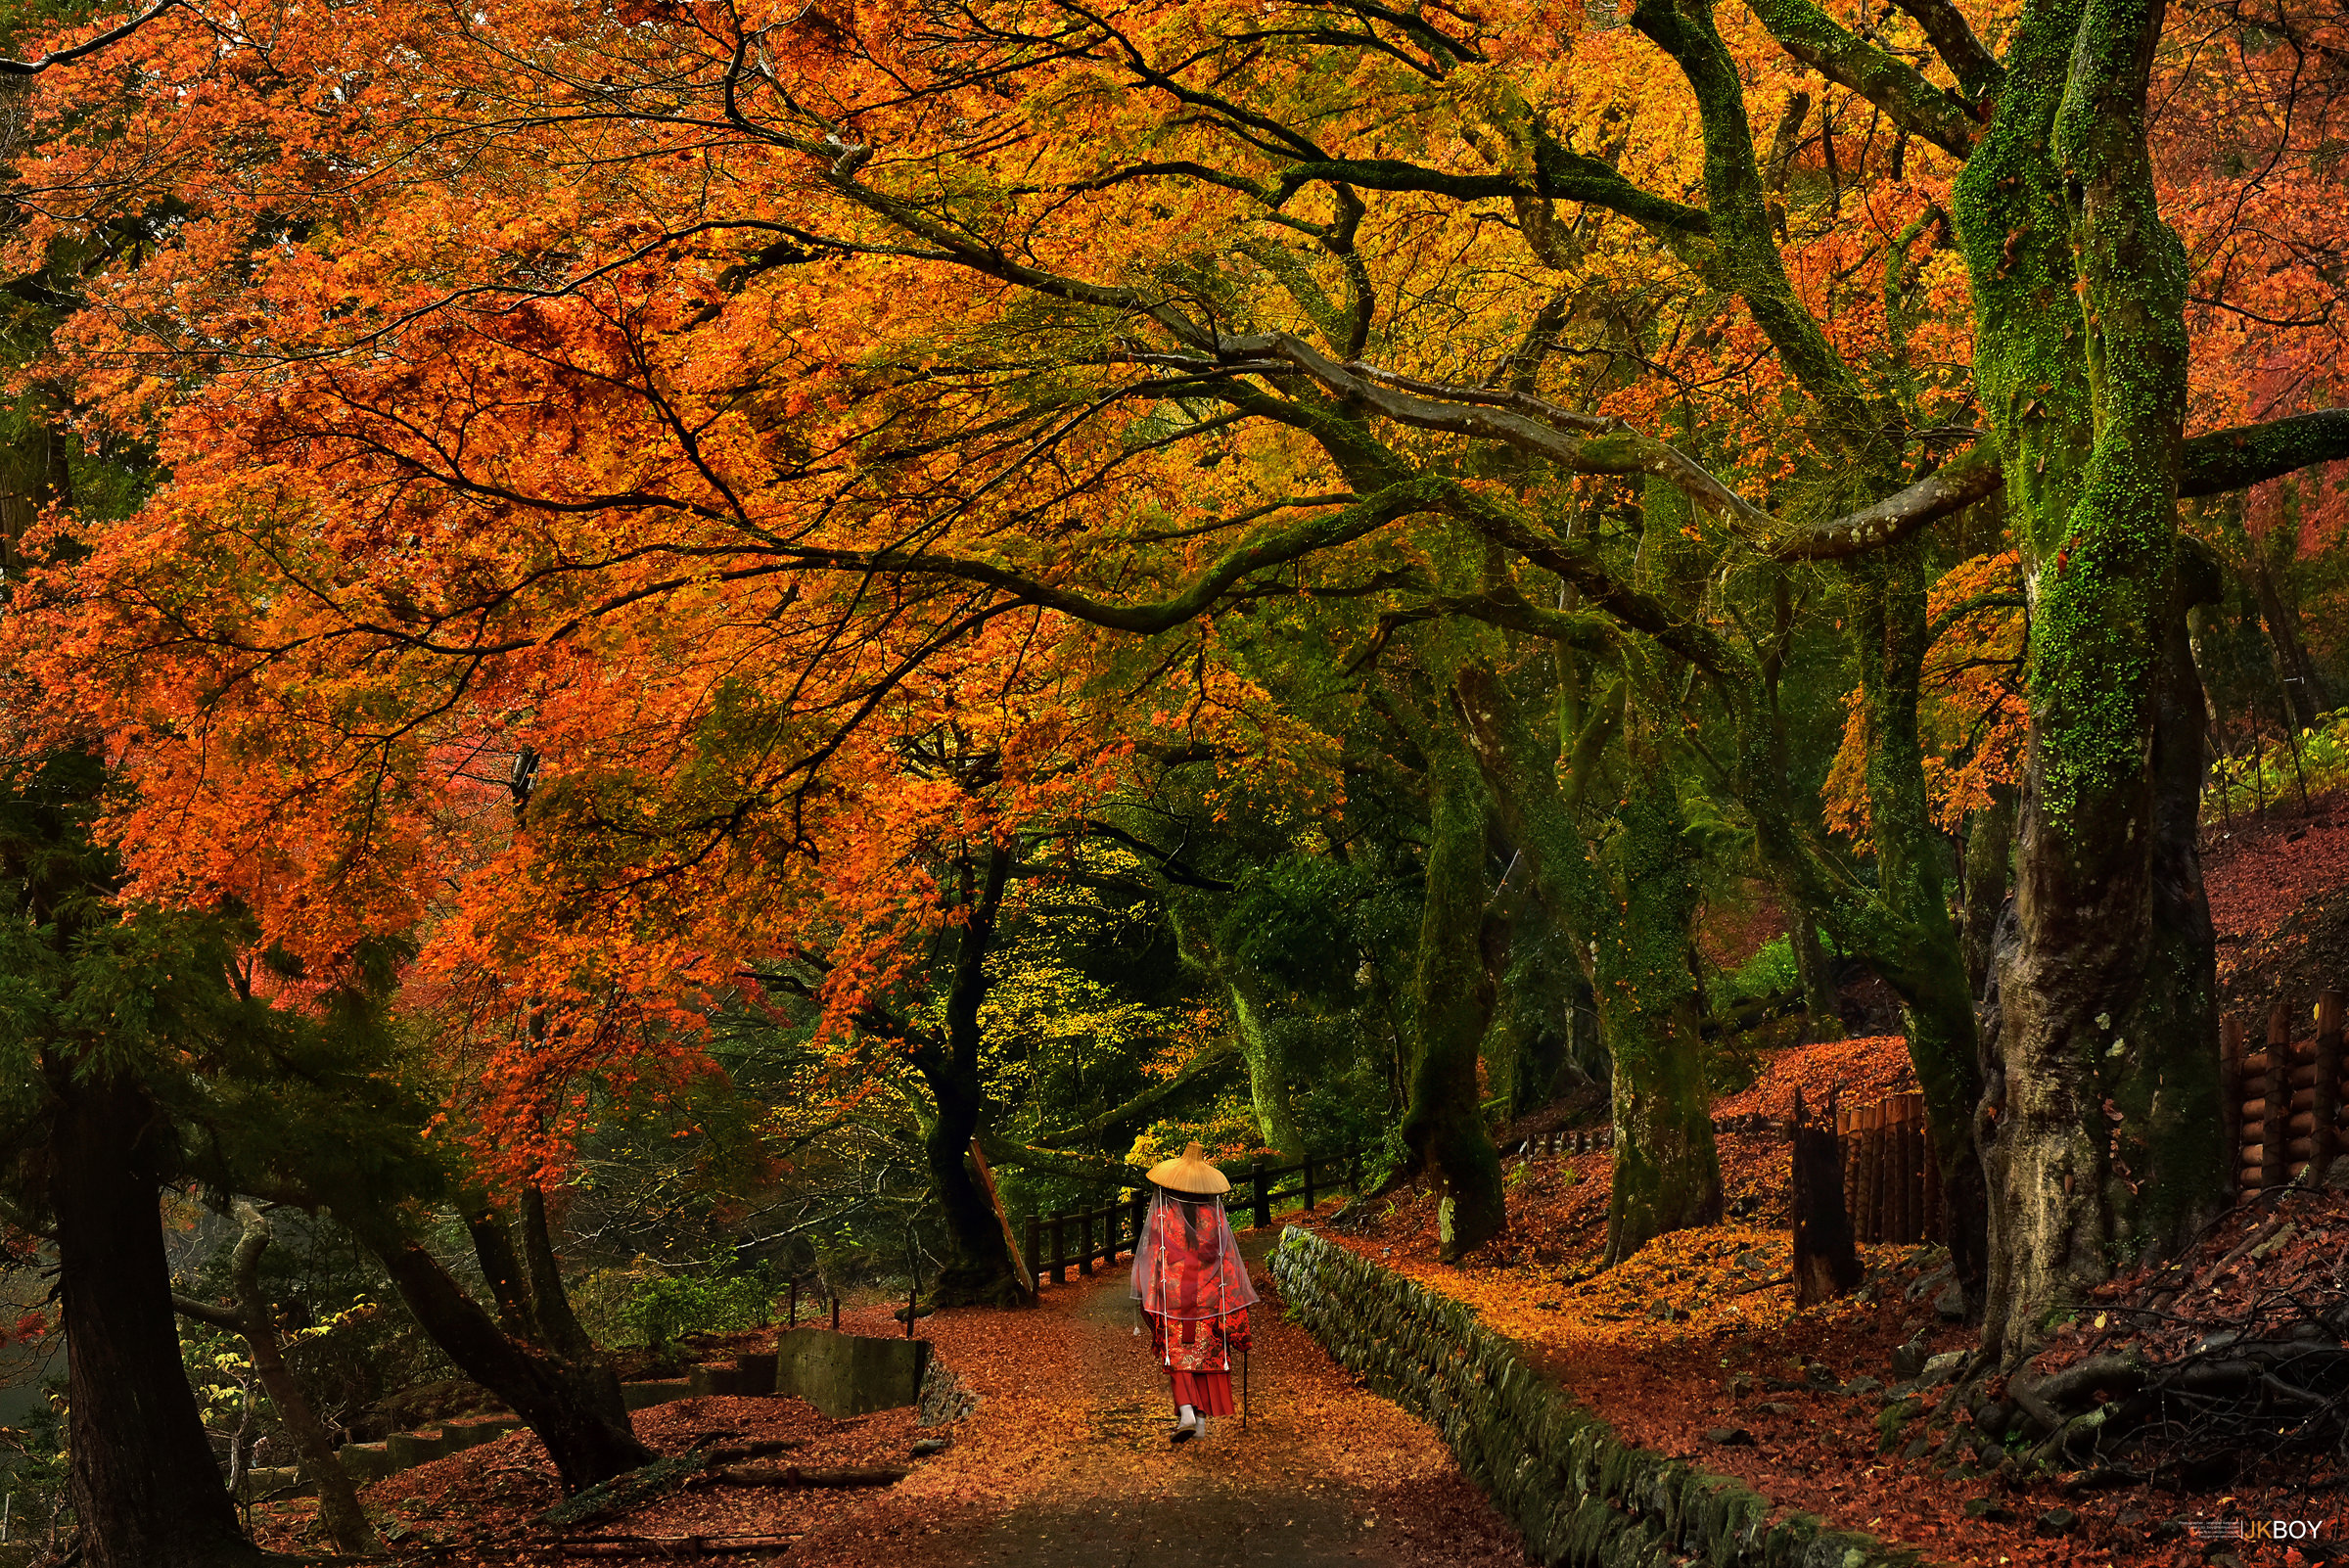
[2186,1517,2338,1550]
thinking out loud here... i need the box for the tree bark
[519,1185,632,1424]
[1452,662,1720,1263]
[1224,973,1306,1162]
[466,1202,543,1343]
[222,1205,378,1552]
[1954,0,2226,1361]
[1591,772,1725,1263]
[1400,734,1509,1260]
[1959,787,2016,999]
[349,1218,654,1493]
[50,1072,264,1568]
[2250,553,2326,729]
[915,842,1030,1308]
[1789,911,1842,1041]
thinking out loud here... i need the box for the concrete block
[232,1465,311,1500]
[384,1431,446,1468]
[622,1379,691,1411]
[338,1442,396,1483]
[771,1327,932,1417]
[735,1350,778,1396]
[688,1363,744,1398]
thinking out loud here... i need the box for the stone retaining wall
[1269,1227,1935,1568]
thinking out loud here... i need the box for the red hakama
[1169,1369,1235,1415]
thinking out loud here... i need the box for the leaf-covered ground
[1312,1031,2343,1568]
[250,1231,1525,1566]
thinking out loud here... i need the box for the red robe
[1135,1194,1253,1415]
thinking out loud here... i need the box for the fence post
[2316,992,2343,1184]
[1302,1158,1316,1214]
[2221,1015,2245,1201]
[1251,1161,1270,1230]
[2264,1000,2293,1191]
[1025,1216,1041,1288]
[1082,1208,1098,1276]
[1049,1214,1066,1284]
[1130,1190,1146,1258]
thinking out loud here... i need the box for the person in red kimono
[1130,1142,1257,1444]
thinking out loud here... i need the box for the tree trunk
[1959,787,2016,999]
[466,1201,543,1343]
[1789,911,1841,1040]
[1452,663,1718,1262]
[918,843,1030,1308]
[1847,543,1993,1308]
[1224,974,1306,1162]
[1591,773,1724,1263]
[1953,0,2225,1361]
[1790,1090,1862,1307]
[1401,739,1508,1261]
[50,1073,263,1568]
[2250,554,2326,729]
[224,1205,378,1553]
[357,1223,655,1492]
[518,1185,631,1424]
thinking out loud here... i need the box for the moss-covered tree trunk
[1591,775,1725,1262]
[1401,736,1508,1260]
[1789,912,1841,1041]
[1454,663,1721,1262]
[1953,0,2228,1360]
[1223,973,1307,1162]
[1959,787,2016,998]
[1846,544,1994,1307]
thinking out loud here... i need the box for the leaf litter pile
[1310,1030,2345,1568]
[248,1241,1526,1566]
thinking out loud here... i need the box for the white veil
[1129,1184,1258,1320]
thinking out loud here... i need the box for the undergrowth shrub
[575,1263,775,1349]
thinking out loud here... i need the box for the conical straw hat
[1145,1141,1229,1196]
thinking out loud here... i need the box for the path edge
[1268,1226,1950,1568]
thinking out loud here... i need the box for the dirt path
[804,1230,1529,1568]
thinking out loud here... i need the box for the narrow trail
[809,1230,1528,1568]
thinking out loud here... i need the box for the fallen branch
[702,1463,908,1488]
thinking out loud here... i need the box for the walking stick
[1243,1346,1250,1426]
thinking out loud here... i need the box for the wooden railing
[1022,1147,1361,1287]
[2223,992,2348,1198]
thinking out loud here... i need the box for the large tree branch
[1887,0,2004,98]
[1774,439,2004,558]
[2179,410,2349,497]
[1740,0,1983,156]
[1225,333,1775,532]
[1036,1038,1241,1145]
[0,0,178,73]
[976,1128,1152,1186]
[1267,153,1715,238]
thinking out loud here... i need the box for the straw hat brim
[1144,1146,1230,1195]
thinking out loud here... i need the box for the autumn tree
[8,0,2349,1352]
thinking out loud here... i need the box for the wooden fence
[1023,1147,1361,1287]
[1517,1105,1941,1247]
[2223,993,2349,1197]
[1836,1091,1943,1246]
